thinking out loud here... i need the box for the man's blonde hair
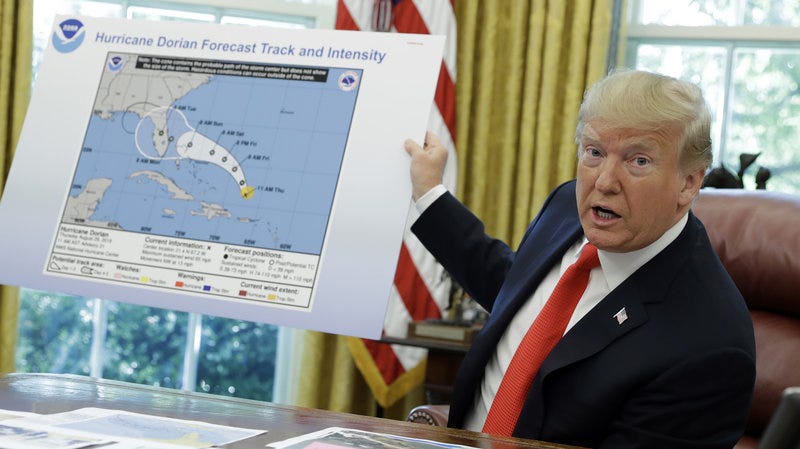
[575,69,712,173]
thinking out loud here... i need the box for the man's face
[575,121,704,253]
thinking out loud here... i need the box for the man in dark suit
[404,70,755,449]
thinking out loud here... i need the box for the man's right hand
[404,131,449,201]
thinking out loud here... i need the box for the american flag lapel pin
[613,307,628,325]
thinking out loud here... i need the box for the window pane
[631,43,728,162]
[221,15,308,29]
[635,0,737,26]
[742,0,800,26]
[16,289,93,374]
[196,317,278,401]
[724,47,800,193]
[35,0,122,20]
[127,6,215,23]
[634,0,800,26]
[101,302,188,389]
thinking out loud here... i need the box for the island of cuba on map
[46,53,362,309]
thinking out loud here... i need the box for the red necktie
[482,243,600,436]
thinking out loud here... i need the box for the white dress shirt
[413,185,688,431]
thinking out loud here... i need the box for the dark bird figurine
[702,152,770,190]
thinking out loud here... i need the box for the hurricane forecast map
[0,15,445,337]
[47,53,362,308]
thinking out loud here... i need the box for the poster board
[0,16,444,339]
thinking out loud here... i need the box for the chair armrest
[407,404,450,426]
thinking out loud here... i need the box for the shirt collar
[580,213,689,292]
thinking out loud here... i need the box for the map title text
[94,32,388,64]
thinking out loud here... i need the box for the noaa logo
[52,18,85,53]
[107,55,124,71]
[338,71,359,92]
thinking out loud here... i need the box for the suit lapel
[464,216,582,393]
[449,183,583,427]
[514,279,651,438]
[493,217,582,317]
[539,212,697,377]
[539,282,648,376]
[520,213,698,435]
[517,214,700,436]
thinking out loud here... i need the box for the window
[32,0,335,81]
[625,0,800,193]
[17,0,335,403]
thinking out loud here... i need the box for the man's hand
[404,131,448,201]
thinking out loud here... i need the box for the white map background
[63,53,361,255]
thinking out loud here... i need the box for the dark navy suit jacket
[411,181,755,449]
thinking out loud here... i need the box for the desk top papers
[268,427,475,449]
[0,407,264,449]
[1,409,482,449]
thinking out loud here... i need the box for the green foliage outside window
[198,316,277,399]
[16,289,278,402]
[103,302,188,389]
[16,290,93,375]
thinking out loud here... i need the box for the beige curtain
[456,1,613,244]
[290,0,615,418]
[291,331,425,420]
[0,0,32,373]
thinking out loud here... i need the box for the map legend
[49,223,317,307]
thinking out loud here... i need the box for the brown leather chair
[407,404,450,426]
[408,189,800,448]
[693,189,800,448]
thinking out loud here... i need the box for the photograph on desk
[0,407,264,448]
[0,409,38,421]
[269,427,475,449]
[0,422,110,449]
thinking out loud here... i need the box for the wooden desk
[0,373,580,449]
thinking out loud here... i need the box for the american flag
[338,0,458,408]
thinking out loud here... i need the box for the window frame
[84,0,335,28]
[624,1,800,191]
